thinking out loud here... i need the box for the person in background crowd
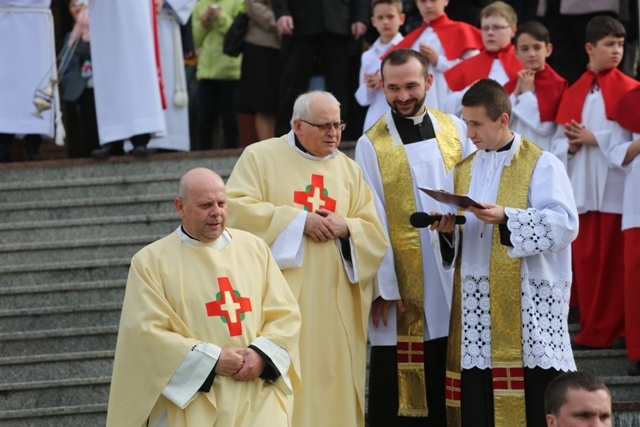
[384,0,483,110]
[272,0,370,135]
[192,0,243,150]
[443,1,522,117]
[504,21,567,152]
[355,0,405,132]
[600,86,640,377]
[552,15,640,352]
[240,0,280,141]
[90,0,166,158]
[0,0,62,162]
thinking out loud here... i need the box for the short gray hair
[290,91,341,128]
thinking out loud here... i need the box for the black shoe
[629,360,640,376]
[131,145,149,157]
[92,143,124,159]
[612,337,627,349]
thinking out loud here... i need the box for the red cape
[611,85,640,133]
[382,14,482,60]
[444,45,523,91]
[555,67,639,124]
[504,64,568,122]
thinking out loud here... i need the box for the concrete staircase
[0,152,238,426]
[0,147,638,426]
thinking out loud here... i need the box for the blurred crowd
[0,0,637,162]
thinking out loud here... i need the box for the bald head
[175,168,227,243]
[177,168,224,201]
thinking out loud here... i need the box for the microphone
[409,212,466,228]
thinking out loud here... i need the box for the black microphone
[409,212,466,228]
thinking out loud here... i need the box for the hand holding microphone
[409,212,465,233]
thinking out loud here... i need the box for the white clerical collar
[176,226,231,249]
[287,130,339,161]
[405,109,428,125]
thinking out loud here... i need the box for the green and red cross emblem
[205,277,252,337]
[293,174,336,212]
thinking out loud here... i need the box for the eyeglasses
[300,119,346,132]
[481,25,511,33]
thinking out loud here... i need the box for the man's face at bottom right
[546,388,612,427]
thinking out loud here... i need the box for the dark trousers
[0,133,42,162]
[368,337,448,427]
[195,79,239,150]
[276,33,350,135]
[460,367,562,427]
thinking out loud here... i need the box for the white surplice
[354,33,403,132]
[601,124,640,230]
[355,109,475,345]
[551,87,625,214]
[436,133,578,371]
[509,90,557,151]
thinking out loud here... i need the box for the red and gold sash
[446,137,542,427]
[366,109,462,416]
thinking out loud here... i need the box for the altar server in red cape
[600,87,640,376]
[382,0,482,110]
[504,21,567,152]
[551,16,640,350]
[442,1,522,117]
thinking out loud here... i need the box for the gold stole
[445,137,542,427]
[366,109,462,417]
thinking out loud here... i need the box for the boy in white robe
[354,0,404,132]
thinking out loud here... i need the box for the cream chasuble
[226,133,388,427]
[106,228,301,427]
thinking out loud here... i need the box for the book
[418,187,485,210]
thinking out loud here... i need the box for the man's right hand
[277,15,294,37]
[215,347,244,376]
[304,211,336,242]
[371,297,405,327]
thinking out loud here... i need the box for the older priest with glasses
[226,90,389,427]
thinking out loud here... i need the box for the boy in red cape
[505,21,567,152]
[600,86,640,376]
[442,1,522,117]
[551,16,640,351]
[383,0,482,110]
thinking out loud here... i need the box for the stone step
[0,351,114,387]
[0,193,177,224]
[0,405,107,427]
[0,326,118,358]
[0,376,109,419]
[0,213,178,244]
[0,258,130,289]
[0,280,124,312]
[574,349,630,377]
[603,376,640,402]
[0,151,238,183]
[0,303,121,333]
[0,174,179,204]
[0,236,158,266]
